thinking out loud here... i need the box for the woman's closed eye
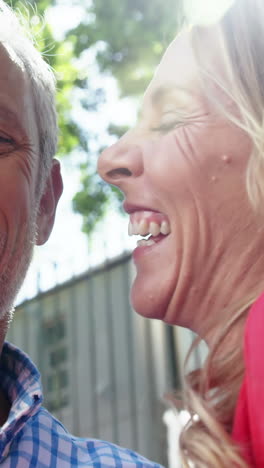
[151,111,186,133]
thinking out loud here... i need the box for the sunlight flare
[185,0,235,25]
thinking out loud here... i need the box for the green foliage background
[8,0,184,235]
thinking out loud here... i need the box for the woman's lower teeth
[137,238,156,247]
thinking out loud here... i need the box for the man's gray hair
[0,0,58,197]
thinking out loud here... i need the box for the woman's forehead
[142,32,201,112]
[151,34,197,87]
[142,26,227,113]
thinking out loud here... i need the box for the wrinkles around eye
[0,135,33,159]
[151,120,185,133]
[0,134,16,156]
[151,111,211,134]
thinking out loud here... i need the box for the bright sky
[184,0,235,24]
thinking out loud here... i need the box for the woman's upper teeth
[128,213,171,237]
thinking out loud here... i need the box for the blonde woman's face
[98,29,253,331]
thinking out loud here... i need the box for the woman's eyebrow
[138,86,179,120]
[138,85,193,121]
[151,85,174,106]
[137,85,195,124]
[151,84,193,107]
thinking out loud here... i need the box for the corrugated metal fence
[7,253,205,465]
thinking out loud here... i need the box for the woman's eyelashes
[151,111,187,133]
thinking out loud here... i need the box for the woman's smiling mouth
[128,210,171,250]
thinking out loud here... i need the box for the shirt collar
[0,342,43,460]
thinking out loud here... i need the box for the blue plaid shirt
[0,342,163,467]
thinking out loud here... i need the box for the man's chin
[0,227,35,323]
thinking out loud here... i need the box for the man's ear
[36,159,63,246]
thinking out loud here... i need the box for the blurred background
[4,0,224,465]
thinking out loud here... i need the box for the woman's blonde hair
[179,0,264,466]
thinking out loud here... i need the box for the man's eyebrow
[0,105,25,134]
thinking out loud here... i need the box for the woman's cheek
[169,126,205,177]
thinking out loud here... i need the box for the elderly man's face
[0,44,61,323]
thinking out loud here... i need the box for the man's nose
[97,137,143,187]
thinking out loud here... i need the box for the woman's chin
[130,280,169,321]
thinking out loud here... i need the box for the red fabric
[232,292,264,467]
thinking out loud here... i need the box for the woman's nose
[97,137,143,187]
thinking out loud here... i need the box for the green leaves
[7,0,83,160]
[70,0,184,235]
[72,175,108,236]
[68,0,184,97]
[6,0,184,236]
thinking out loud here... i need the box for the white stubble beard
[0,209,38,324]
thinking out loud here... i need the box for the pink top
[232,293,264,466]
